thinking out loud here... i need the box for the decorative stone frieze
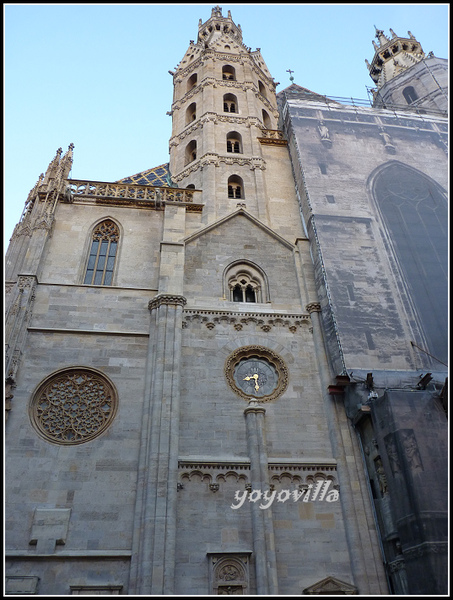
[178,458,337,491]
[171,153,266,183]
[258,129,288,146]
[183,309,309,332]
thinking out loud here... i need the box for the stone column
[130,293,186,595]
[244,401,278,595]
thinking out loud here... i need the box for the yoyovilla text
[231,481,339,510]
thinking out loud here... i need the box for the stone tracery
[29,368,118,445]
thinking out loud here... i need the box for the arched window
[371,162,447,364]
[84,220,119,286]
[222,65,236,80]
[226,131,242,153]
[225,261,269,304]
[185,140,197,165]
[227,175,244,199]
[402,86,418,104]
[187,73,197,92]
[262,109,272,128]
[186,102,196,124]
[224,93,238,113]
[258,80,267,98]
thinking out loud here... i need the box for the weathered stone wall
[282,97,448,378]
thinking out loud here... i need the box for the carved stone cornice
[402,541,448,560]
[169,114,263,147]
[258,129,287,146]
[178,457,338,488]
[148,294,187,311]
[182,309,309,333]
[171,153,266,183]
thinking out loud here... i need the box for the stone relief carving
[209,554,250,595]
[401,429,423,471]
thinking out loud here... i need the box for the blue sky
[4,3,449,246]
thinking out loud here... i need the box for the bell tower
[168,5,280,223]
[366,28,448,113]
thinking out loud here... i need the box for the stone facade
[277,26,448,596]
[5,7,447,596]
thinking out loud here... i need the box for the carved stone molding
[171,153,266,183]
[17,274,38,290]
[179,460,251,487]
[170,114,262,149]
[182,309,309,333]
[148,294,187,311]
[402,541,448,560]
[178,458,337,491]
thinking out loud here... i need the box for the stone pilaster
[130,293,186,595]
[244,401,278,595]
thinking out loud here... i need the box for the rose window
[30,368,118,445]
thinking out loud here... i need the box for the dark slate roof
[116,163,172,186]
[277,84,340,104]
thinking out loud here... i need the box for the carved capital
[148,294,187,311]
[305,302,321,314]
[244,403,266,416]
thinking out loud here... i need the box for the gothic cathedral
[5,7,448,596]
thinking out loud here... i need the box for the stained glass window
[84,220,119,286]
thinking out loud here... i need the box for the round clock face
[225,345,288,402]
[234,358,278,398]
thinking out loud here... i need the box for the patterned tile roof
[116,163,172,187]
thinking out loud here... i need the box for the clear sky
[4,3,449,247]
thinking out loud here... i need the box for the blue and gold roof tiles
[116,163,172,187]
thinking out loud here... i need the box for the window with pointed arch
[84,220,119,286]
[227,175,244,199]
[225,261,269,304]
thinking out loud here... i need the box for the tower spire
[367,28,425,89]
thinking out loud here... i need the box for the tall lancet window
[84,220,119,286]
